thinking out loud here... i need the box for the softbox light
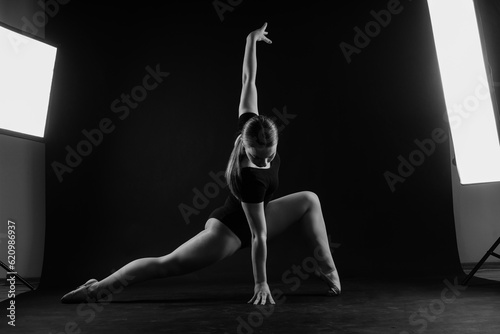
[0,23,57,139]
[427,0,500,185]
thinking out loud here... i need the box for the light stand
[462,237,500,284]
[0,260,35,290]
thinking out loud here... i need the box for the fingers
[247,292,276,305]
[256,292,275,305]
[248,294,256,304]
[257,293,267,305]
[262,34,272,44]
[248,292,262,305]
[261,32,272,44]
[269,295,276,305]
[259,22,272,44]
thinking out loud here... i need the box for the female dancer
[61,22,340,305]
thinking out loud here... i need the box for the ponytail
[225,134,245,200]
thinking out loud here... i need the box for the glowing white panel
[0,25,57,138]
[427,0,500,184]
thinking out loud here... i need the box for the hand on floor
[248,282,276,305]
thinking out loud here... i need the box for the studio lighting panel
[427,0,500,184]
[0,24,57,139]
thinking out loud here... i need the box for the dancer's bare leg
[86,219,241,299]
[265,191,340,290]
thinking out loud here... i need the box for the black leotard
[208,112,280,248]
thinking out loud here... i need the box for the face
[244,144,277,168]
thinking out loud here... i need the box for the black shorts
[209,205,252,249]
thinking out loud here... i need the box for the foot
[315,268,341,296]
[61,279,98,304]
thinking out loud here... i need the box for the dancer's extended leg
[62,219,241,303]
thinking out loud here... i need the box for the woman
[61,22,340,305]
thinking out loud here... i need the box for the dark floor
[0,273,499,334]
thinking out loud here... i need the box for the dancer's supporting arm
[242,202,275,305]
[238,22,272,117]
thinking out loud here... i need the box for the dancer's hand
[248,282,276,305]
[248,22,272,44]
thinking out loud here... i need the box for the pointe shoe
[315,269,341,296]
[61,279,98,304]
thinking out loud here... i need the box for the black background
[40,0,466,288]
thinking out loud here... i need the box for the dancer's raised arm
[238,22,272,117]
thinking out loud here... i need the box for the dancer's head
[225,115,279,200]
